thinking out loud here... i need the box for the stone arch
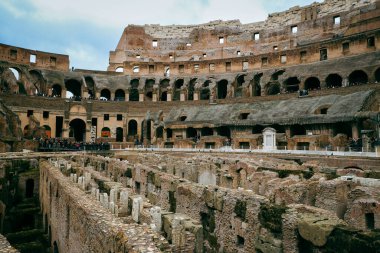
[69,118,86,141]
[349,70,368,86]
[52,84,62,97]
[251,74,262,97]
[235,75,245,97]
[145,79,155,101]
[283,77,300,93]
[115,67,123,73]
[0,67,20,94]
[23,125,30,137]
[160,79,170,101]
[101,127,111,138]
[29,70,46,95]
[325,74,343,88]
[217,79,228,99]
[128,120,138,137]
[100,89,111,101]
[85,76,96,98]
[43,125,52,138]
[265,82,280,95]
[201,80,211,100]
[129,79,139,101]
[115,89,125,101]
[375,68,380,83]
[65,79,82,98]
[304,77,321,90]
[188,78,197,100]
[173,79,184,101]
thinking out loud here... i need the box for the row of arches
[2,67,379,99]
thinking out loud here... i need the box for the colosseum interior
[1,0,380,252]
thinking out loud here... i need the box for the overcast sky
[0,0,322,71]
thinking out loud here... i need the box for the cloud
[65,43,105,70]
[4,0,269,28]
[0,0,27,18]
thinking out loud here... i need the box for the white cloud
[0,0,27,18]
[65,43,105,70]
[7,0,269,28]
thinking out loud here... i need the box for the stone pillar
[139,90,145,102]
[132,196,143,222]
[95,91,100,99]
[150,206,162,232]
[110,92,115,101]
[180,89,186,101]
[352,122,360,140]
[125,91,130,102]
[193,89,200,101]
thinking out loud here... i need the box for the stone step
[6,229,45,245]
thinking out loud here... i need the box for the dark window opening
[27,110,33,117]
[240,113,249,120]
[284,77,300,93]
[116,127,123,142]
[180,116,187,121]
[104,114,109,121]
[205,142,215,149]
[201,127,213,136]
[237,235,245,247]
[239,142,250,149]
[349,70,368,86]
[25,178,34,198]
[320,108,328,114]
[326,74,343,88]
[305,77,321,91]
[117,114,122,121]
[217,80,228,99]
[166,128,173,139]
[367,36,375,47]
[128,120,138,136]
[50,57,57,67]
[43,111,49,118]
[365,213,375,229]
[56,116,63,138]
[226,62,231,72]
[179,65,184,73]
[342,42,350,52]
[262,57,268,66]
[135,182,141,194]
[149,65,154,73]
[320,48,328,61]
[10,49,17,60]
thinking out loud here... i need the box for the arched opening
[101,127,111,138]
[235,75,245,97]
[145,79,155,101]
[160,91,168,101]
[69,119,86,141]
[116,127,123,142]
[53,241,59,253]
[29,70,46,95]
[133,66,140,73]
[188,79,196,100]
[129,79,139,101]
[128,120,138,137]
[146,120,152,140]
[100,89,111,101]
[160,79,170,101]
[201,81,211,100]
[375,68,380,83]
[173,79,184,101]
[304,77,321,90]
[325,74,343,88]
[85,76,95,99]
[9,68,20,81]
[266,82,280,95]
[115,67,124,73]
[186,128,197,139]
[65,79,81,98]
[217,80,228,99]
[43,125,51,138]
[165,67,170,77]
[156,126,164,138]
[252,74,262,96]
[115,89,125,101]
[217,126,231,138]
[201,127,213,136]
[349,70,368,86]
[291,124,306,136]
[25,178,34,198]
[284,77,300,93]
[52,84,62,97]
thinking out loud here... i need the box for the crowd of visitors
[38,138,110,152]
